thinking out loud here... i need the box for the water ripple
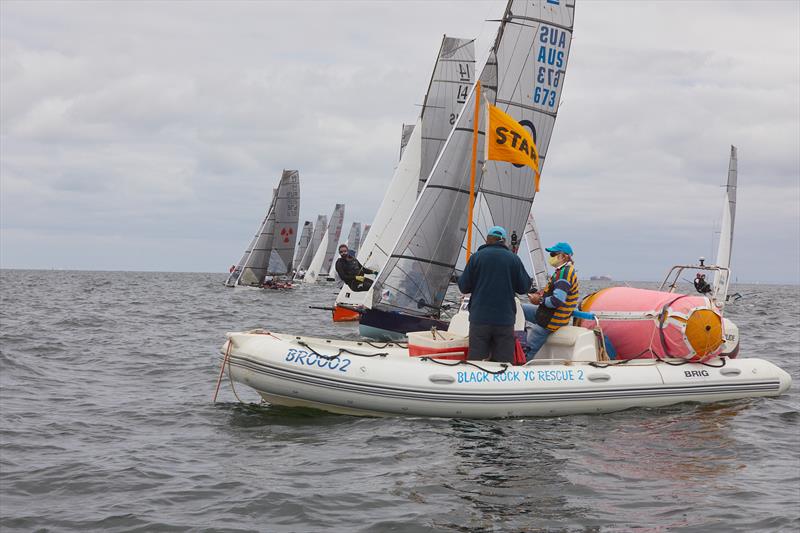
[0,271,797,532]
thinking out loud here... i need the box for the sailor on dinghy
[335,245,376,292]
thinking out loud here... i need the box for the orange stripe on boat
[333,306,360,322]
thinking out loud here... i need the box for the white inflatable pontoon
[218,325,791,418]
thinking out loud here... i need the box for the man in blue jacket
[458,226,531,363]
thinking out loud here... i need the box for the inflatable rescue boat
[217,319,790,418]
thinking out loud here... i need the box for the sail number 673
[533,86,557,107]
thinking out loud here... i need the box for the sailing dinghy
[334,35,476,322]
[361,0,573,339]
[225,170,300,289]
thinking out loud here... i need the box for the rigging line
[510,15,573,34]
[430,79,474,86]
[438,58,477,64]
[389,255,456,270]
[425,184,472,195]
[454,126,487,136]
[476,187,533,202]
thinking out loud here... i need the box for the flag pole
[466,80,481,262]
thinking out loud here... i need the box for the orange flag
[485,103,541,190]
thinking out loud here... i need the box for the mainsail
[712,145,737,305]
[322,203,345,276]
[239,189,278,287]
[524,212,549,290]
[346,222,362,254]
[399,124,415,160]
[418,36,476,194]
[372,0,575,317]
[305,204,345,283]
[293,220,313,271]
[296,215,327,273]
[266,170,300,275]
[335,35,475,311]
[225,190,276,287]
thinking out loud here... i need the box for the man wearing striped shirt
[523,242,580,360]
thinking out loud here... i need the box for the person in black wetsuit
[694,273,712,294]
[334,244,376,292]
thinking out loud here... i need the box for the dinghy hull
[358,308,449,341]
[220,331,791,419]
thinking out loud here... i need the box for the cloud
[1,0,798,283]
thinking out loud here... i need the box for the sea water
[1,270,798,532]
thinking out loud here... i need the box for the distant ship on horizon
[590,275,613,281]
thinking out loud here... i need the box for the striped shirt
[541,261,580,331]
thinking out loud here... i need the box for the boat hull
[358,308,449,341]
[221,331,792,419]
[332,305,360,322]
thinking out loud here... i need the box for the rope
[590,354,727,369]
[212,340,233,402]
[363,340,408,349]
[297,340,388,359]
[226,350,246,404]
[422,357,510,375]
[213,339,246,404]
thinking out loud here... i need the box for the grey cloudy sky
[2,0,798,283]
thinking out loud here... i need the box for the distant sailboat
[712,145,737,307]
[305,203,345,284]
[225,170,300,288]
[294,214,326,279]
[524,212,548,291]
[292,221,313,273]
[345,222,362,255]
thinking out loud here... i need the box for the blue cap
[487,226,507,240]
[546,242,574,256]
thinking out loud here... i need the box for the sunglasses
[339,250,348,255]
[549,252,560,257]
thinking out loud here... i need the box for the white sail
[305,204,345,283]
[296,214,327,274]
[712,145,737,305]
[292,220,313,270]
[304,229,329,284]
[524,212,548,290]
[373,0,575,317]
[266,170,300,275]
[355,117,422,275]
[399,124,415,160]
[322,203,345,276]
[335,35,475,311]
